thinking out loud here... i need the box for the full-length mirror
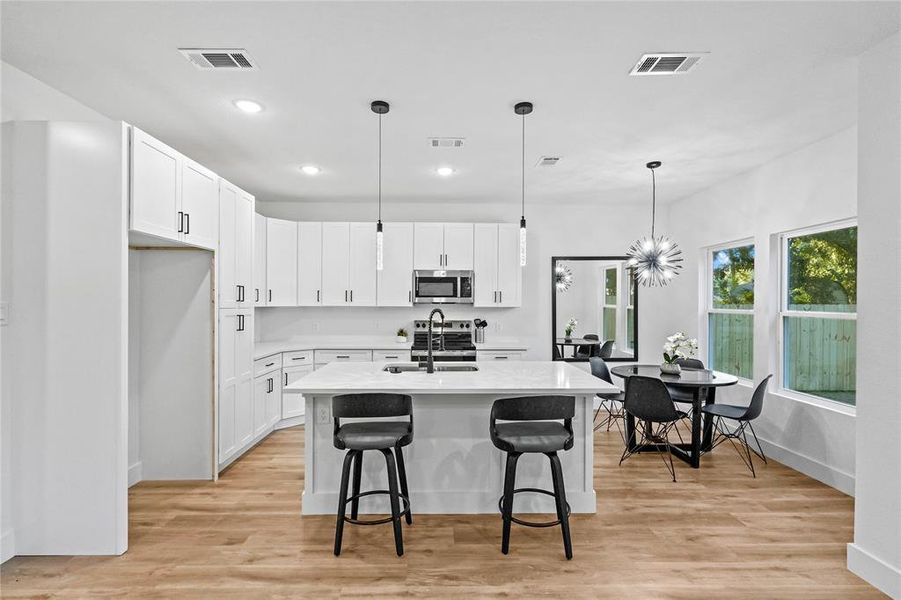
[551,256,638,362]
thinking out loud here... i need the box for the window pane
[605,269,617,305]
[783,316,856,405]
[708,313,753,379]
[626,307,635,350]
[712,244,755,309]
[787,226,857,312]
[602,307,617,342]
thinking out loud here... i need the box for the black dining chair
[575,334,600,359]
[598,340,615,359]
[667,357,706,419]
[702,375,772,477]
[589,357,625,438]
[619,376,686,482]
[553,344,563,360]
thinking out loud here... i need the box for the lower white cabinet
[282,365,313,419]
[253,375,271,437]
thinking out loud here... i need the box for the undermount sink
[383,364,479,374]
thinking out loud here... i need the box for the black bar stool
[490,395,575,560]
[332,393,413,557]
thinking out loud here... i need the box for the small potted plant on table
[564,318,577,341]
[396,327,409,343]
[661,332,698,375]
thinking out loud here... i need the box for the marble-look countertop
[285,360,616,395]
[254,336,528,360]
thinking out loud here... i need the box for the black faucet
[426,308,446,374]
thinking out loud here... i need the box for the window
[602,267,617,343]
[707,242,755,379]
[626,269,636,351]
[780,223,857,405]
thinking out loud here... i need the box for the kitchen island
[286,360,616,515]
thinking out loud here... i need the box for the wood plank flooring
[1,425,882,599]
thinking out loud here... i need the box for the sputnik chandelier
[627,161,683,287]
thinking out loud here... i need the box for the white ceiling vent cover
[428,137,465,148]
[178,48,258,70]
[629,53,707,76]
[536,156,561,167]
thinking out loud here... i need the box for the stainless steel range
[410,318,476,364]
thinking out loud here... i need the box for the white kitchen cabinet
[266,218,298,306]
[235,378,253,450]
[253,213,267,305]
[349,222,377,306]
[282,365,312,419]
[413,223,445,269]
[321,222,350,305]
[180,158,219,251]
[253,374,271,438]
[473,223,521,307]
[218,308,253,464]
[298,222,323,306]
[413,223,473,270]
[378,222,414,306]
[218,180,254,308]
[130,127,182,242]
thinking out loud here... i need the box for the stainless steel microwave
[413,270,473,304]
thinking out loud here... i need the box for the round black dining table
[609,365,739,468]
[555,337,597,358]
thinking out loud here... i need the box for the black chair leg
[394,446,412,525]
[334,450,356,556]
[739,425,757,478]
[548,452,573,560]
[381,449,404,556]
[746,422,768,464]
[501,452,520,555]
[350,451,363,520]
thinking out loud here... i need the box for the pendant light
[371,100,389,271]
[627,161,683,286]
[514,101,533,267]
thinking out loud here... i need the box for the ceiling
[2,1,898,206]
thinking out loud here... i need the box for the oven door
[414,273,459,303]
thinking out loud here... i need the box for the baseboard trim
[274,415,304,430]
[1,528,15,564]
[848,543,901,599]
[128,461,143,487]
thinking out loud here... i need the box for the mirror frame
[551,256,639,362]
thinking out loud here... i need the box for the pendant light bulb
[519,217,527,267]
[371,100,389,271]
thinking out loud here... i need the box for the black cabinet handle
[268,289,272,302]
[265,362,275,367]
[177,211,184,233]
[184,213,190,235]
[267,377,272,393]
[499,290,502,303]
[345,290,348,302]
[237,314,244,332]
[408,290,412,303]
[291,357,306,361]
[284,372,288,386]
[350,289,353,302]
[494,355,508,360]
[337,355,350,359]
[384,355,399,359]
[255,288,260,302]
[317,290,320,303]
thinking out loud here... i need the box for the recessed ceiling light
[436,167,455,177]
[233,99,263,113]
[300,165,321,176]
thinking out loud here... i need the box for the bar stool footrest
[498,488,571,528]
[343,490,410,526]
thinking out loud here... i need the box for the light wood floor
[1,425,882,599]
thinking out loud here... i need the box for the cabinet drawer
[282,350,313,366]
[314,349,373,364]
[254,354,283,377]
[373,349,410,362]
[477,351,523,361]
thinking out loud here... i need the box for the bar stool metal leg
[381,448,404,556]
[501,452,520,555]
[350,451,363,520]
[334,450,356,556]
[547,452,573,559]
[394,446,413,525]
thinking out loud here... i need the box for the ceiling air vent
[178,48,258,70]
[536,156,560,167]
[428,137,465,149]
[629,53,707,76]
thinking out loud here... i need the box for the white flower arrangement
[662,331,698,364]
[564,317,578,337]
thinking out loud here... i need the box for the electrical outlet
[317,404,330,424]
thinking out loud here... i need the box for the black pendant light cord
[521,112,525,220]
[378,111,382,223]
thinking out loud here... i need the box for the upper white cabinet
[131,128,181,241]
[218,180,254,308]
[474,223,521,307]
[253,213,267,305]
[348,222,377,306]
[413,223,473,270]
[297,222,323,306]
[180,158,219,250]
[378,222,414,306]
[320,222,376,306]
[266,218,298,306]
[130,127,218,250]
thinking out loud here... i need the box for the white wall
[655,127,858,494]
[1,60,110,563]
[256,199,667,363]
[847,31,901,599]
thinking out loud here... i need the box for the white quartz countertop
[254,336,528,360]
[285,360,617,395]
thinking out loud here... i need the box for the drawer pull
[292,357,306,361]
[384,355,399,359]
[494,356,509,360]
[336,355,350,359]
[265,362,275,367]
